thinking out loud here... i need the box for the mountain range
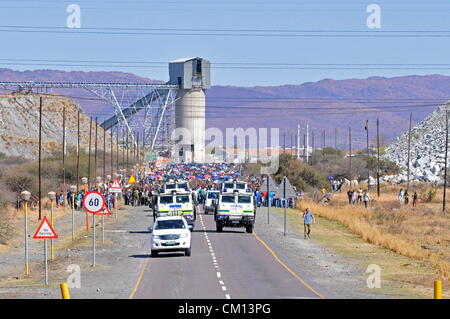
[1,68,450,149]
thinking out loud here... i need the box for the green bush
[274,154,329,191]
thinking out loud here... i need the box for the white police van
[203,190,220,214]
[221,180,250,194]
[153,190,196,229]
[215,189,255,233]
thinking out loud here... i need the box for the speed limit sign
[82,191,106,214]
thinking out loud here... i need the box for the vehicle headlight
[180,233,189,238]
[153,235,160,240]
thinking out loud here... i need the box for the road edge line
[128,258,150,299]
[253,231,326,299]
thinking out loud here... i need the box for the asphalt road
[132,207,324,299]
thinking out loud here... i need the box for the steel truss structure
[0,81,179,155]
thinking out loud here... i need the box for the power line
[2,25,450,37]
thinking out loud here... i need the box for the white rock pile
[383,103,450,184]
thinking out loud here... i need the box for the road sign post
[82,191,107,267]
[33,216,58,285]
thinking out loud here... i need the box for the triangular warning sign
[96,205,112,216]
[128,175,136,184]
[110,178,121,189]
[33,217,58,239]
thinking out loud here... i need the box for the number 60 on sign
[82,191,106,214]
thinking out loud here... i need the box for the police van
[221,180,250,194]
[214,189,255,233]
[203,190,220,214]
[153,190,196,229]
[161,181,191,194]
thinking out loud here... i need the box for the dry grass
[299,185,450,280]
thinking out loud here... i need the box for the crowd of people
[346,188,371,208]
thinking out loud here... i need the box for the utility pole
[443,108,448,213]
[122,128,125,172]
[297,124,301,160]
[349,127,352,182]
[283,133,286,155]
[76,111,80,195]
[110,129,114,176]
[406,113,412,190]
[377,118,381,197]
[365,120,370,191]
[311,130,315,165]
[291,134,294,156]
[335,127,338,178]
[126,131,129,171]
[38,97,43,220]
[306,124,309,164]
[142,129,146,168]
[94,117,98,181]
[303,134,306,160]
[103,126,106,182]
[88,117,92,190]
[62,107,66,207]
[116,129,119,172]
[322,130,326,152]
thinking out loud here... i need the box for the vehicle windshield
[165,184,176,189]
[178,183,188,190]
[221,195,235,203]
[207,192,219,199]
[224,183,234,189]
[176,195,190,204]
[238,196,252,203]
[155,219,185,230]
[235,183,246,189]
[159,196,173,204]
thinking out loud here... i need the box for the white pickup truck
[214,191,255,233]
[149,216,192,257]
[153,191,196,229]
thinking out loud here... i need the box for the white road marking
[202,211,230,300]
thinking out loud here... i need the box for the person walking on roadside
[398,188,404,204]
[347,189,353,204]
[412,191,418,207]
[404,190,409,205]
[363,191,371,208]
[351,190,358,204]
[357,188,363,203]
[303,208,316,239]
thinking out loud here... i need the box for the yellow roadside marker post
[434,280,442,299]
[60,283,71,299]
[21,191,31,275]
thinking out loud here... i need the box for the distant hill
[1,69,450,149]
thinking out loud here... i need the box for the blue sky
[0,0,449,86]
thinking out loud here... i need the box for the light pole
[21,190,31,275]
[81,177,89,231]
[70,185,77,242]
[96,176,102,192]
[48,191,56,260]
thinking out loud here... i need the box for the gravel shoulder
[0,205,151,299]
[254,206,443,299]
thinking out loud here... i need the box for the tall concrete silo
[169,57,211,162]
